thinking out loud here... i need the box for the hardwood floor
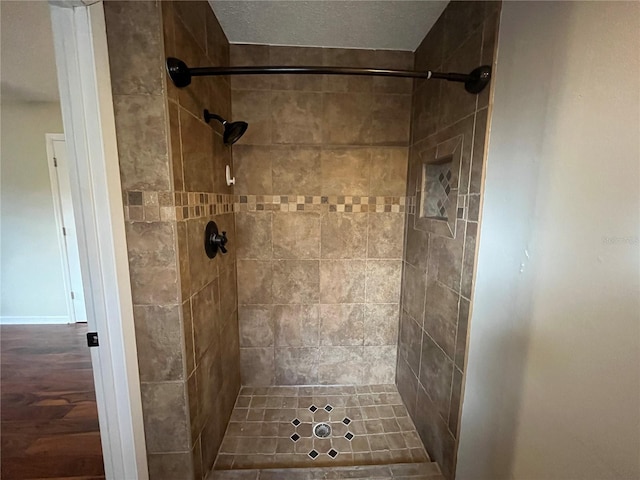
[1,324,105,479]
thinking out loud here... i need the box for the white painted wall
[457,2,640,479]
[1,102,69,321]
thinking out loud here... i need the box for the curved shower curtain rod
[166,57,491,94]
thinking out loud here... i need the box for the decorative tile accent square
[308,449,319,459]
[309,405,318,413]
[345,432,354,441]
[342,417,352,426]
[291,433,300,442]
[328,448,338,458]
[324,404,333,412]
[292,418,301,426]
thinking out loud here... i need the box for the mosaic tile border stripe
[237,195,406,213]
[123,191,409,221]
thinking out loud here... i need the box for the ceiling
[1,1,60,103]
[209,0,448,51]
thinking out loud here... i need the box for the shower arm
[166,57,491,94]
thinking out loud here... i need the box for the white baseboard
[0,316,71,325]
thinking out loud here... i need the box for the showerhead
[203,109,248,145]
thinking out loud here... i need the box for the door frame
[45,133,86,323]
[49,1,148,478]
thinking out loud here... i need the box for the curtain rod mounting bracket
[166,57,491,94]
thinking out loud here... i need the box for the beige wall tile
[363,345,397,383]
[319,260,365,304]
[271,91,323,144]
[321,213,368,259]
[271,146,322,194]
[237,260,273,305]
[272,260,320,304]
[367,213,405,259]
[419,332,454,420]
[366,260,402,304]
[317,346,363,384]
[321,148,370,195]
[235,212,273,260]
[273,304,320,347]
[240,347,275,385]
[238,305,274,347]
[219,264,237,324]
[232,145,273,195]
[371,94,412,146]
[191,279,219,361]
[427,220,466,293]
[125,221,179,305]
[364,304,400,346]
[272,212,320,259]
[113,95,170,191]
[182,301,195,376]
[424,280,458,359]
[401,263,427,323]
[230,44,271,91]
[269,46,324,91]
[168,102,184,191]
[322,93,371,145]
[370,148,408,196]
[180,108,214,193]
[134,304,184,382]
[319,304,365,346]
[140,382,191,453]
[232,90,272,145]
[275,347,318,385]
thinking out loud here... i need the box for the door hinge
[70,291,75,300]
[53,157,58,167]
[86,332,99,347]
[62,227,67,236]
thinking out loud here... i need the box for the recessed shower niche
[415,134,464,238]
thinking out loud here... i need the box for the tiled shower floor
[214,384,429,471]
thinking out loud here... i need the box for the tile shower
[103,1,499,479]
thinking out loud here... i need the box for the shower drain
[313,423,331,438]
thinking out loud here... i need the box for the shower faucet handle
[204,221,228,258]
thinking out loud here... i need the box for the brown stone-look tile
[439,30,483,130]
[366,260,402,304]
[363,346,396,384]
[104,1,164,96]
[373,50,414,94]
[442,0,486,63]
[274,304,320,347]
[461,221,478,299]
[269,46,324,91]
[370,94,412,146]
[424,280,459,359]
[186,217,217,295]
[319,260,365,304]
[398,311,422,377]
[411,80,441,144]
[167,101,184,191]
[321,213,368,259]
[370,148,408,197]
[140,382,190,453]
[238,305,274,347]
[236,212,273,260]
[418,332,454,420]
[415,385,456,479]
[275,347,318,385]
[134,304,184,383]
[205,4,230,67]
[125,221,179,305]
[230,44,271,91]
[232,145,273,195]
[232,90,272,145]
[367,213,405,259]
[470,108,489,194]
[404,218,430,270]
[272,146,322,194]
[191,279,219,361]
[173,0,207,52]
[396,355,418,419]
[319,304,364,346]
[113,95,170,191]
[218,264,237,325]
[322,48,376,93]
[181,301,195,377]
[147,452,194,480]
[455,297,470,371]
[317,346,363,385]
[322,93,371,145]
[321,148,371,196]
[273,212,320,259]
[240,347,275,386]
[427,220,466,294]
[364,304,399,346]
[271,91,323,144]
[272,260,320,304]
[237,260,272,305]
[448,367,464,436]
[180,107,214,193]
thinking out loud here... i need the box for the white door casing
[49,1,148,478]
